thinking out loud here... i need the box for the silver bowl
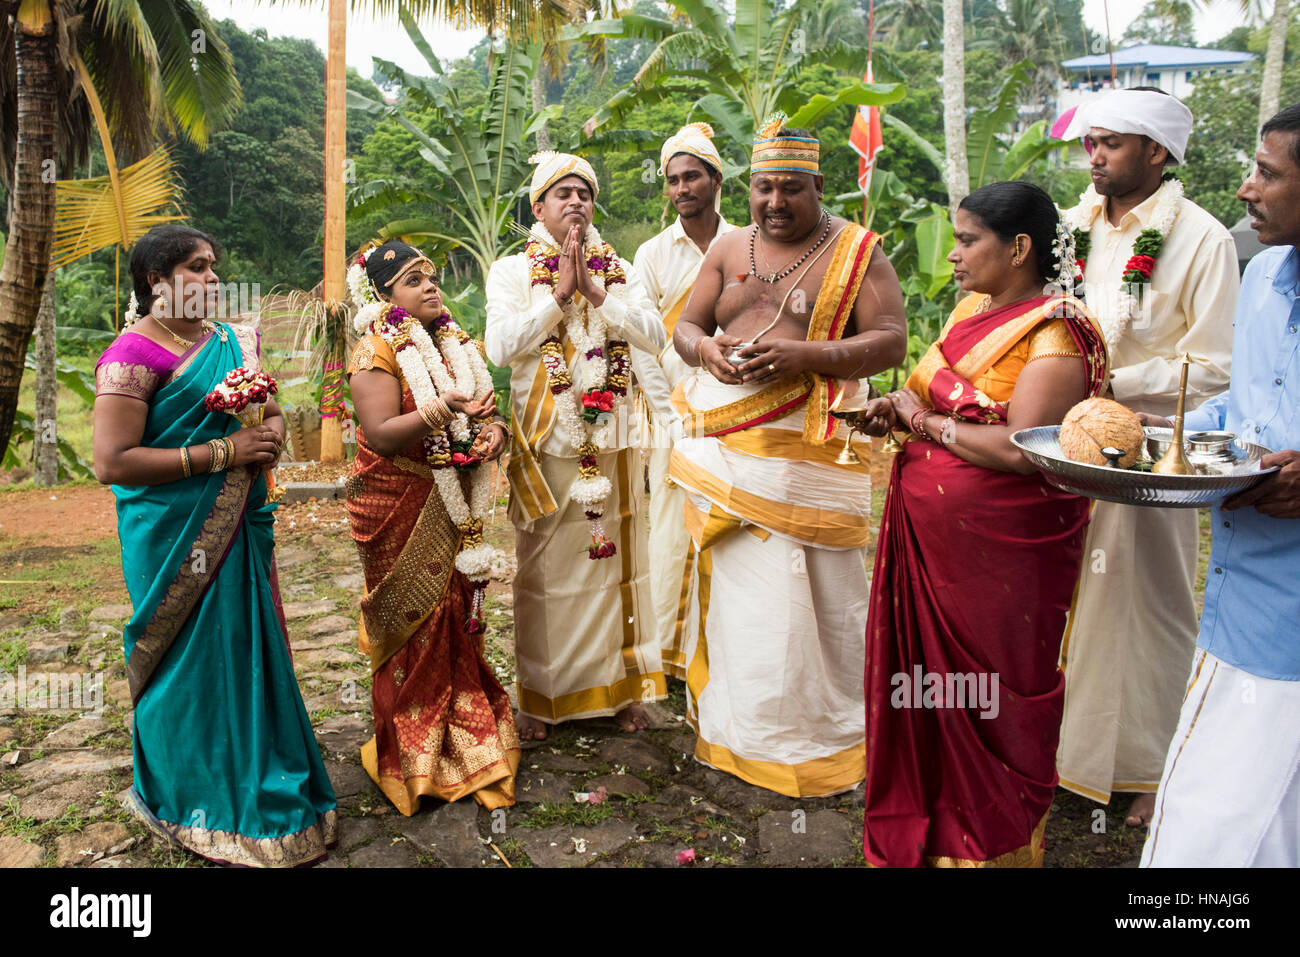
[1010,426,1278,508]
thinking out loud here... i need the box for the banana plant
[567,0,904,167]
[346,19,539,280]
[885,60,1069,190]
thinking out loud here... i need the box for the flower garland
[525,221,629,559]
[350,252,502,631]
[1065,174,1184,352]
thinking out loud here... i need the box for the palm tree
[875,0,942,50]
[574,0,904,165]
[0,0,241,458]
[347,27,537,283]
[800,0,869,50]
[941,0,968,211]
[267,0,600,461]
[1231,0,1292,129]
[975,0,1068,123]
[1186,0,1290,129]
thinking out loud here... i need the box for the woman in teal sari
[93,225,337,866]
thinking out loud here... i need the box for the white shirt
[632,215,738,419]
[484,251,666,457]
[1081,189,1237,416]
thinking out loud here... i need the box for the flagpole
[863,0,875,228]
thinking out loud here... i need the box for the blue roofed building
[1058,43,1255,113]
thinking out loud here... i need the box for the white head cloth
[1061,90,1194,165]
[529,151,599,204]
[660,122,723,213]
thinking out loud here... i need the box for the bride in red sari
[346,240,519,813]
[854,182,1108,866]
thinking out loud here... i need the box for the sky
[202,1,1258,80]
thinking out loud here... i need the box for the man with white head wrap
[485,153,667,741]
[631,122,738,679]
[1055,88,1239,827]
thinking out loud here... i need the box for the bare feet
[1125,792,1156,827]
[516,713,549,741]
[615,704,651,733]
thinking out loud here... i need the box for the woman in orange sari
[854,182,1108,867]
[345,240,519,813]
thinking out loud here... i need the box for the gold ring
[768,363,776,372]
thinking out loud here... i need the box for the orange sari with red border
[346,336,519,813]
[863,295,1107,867]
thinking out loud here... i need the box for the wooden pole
[320,0,347,463]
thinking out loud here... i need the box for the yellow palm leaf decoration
[52,147,182,268]
[49,54,184,325]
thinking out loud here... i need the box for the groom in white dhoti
[1056,89,1238,826]
[485,153,667,741]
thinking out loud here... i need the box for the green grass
[14,355,96,471]
[493,836,533,868]
[0,638,27,671]
[519,800,615,829]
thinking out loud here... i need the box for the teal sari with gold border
[98,322,337,866]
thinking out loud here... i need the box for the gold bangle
[695,337,707,365]
[417,402,443,431]
[180,445,192,478]
[223,437,235,469]
[206,438,221,473]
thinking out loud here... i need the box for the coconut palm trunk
[34,271,57,485]
[941,0,969,213]
[320,0,348,463]
[1259,0,1290,128]
[532,71,553,151]
[0,1,57,458]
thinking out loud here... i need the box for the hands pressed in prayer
[554,224,606,308]
[552,225,579,305]
[1224,449,1300,518]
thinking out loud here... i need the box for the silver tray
[1010,426,1278,508]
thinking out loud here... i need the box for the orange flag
[849,62,884,196]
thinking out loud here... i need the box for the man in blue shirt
[1141,104,1300,867]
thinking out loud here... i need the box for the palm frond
[52,146,183,267]
[137,0,243,150]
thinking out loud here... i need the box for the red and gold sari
[862,293,1107,867]
[346,335,519,813]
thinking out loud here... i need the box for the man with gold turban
[1055,89,1238,828]
[485,153,668,741]
[632,122,738,681]
[668,119,906,796]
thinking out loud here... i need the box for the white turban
[659,122,723,212]
[529,151,598,204]
[1061,90,1194,165]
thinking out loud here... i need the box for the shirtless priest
[486,153,668,742]
[669,119,906,797]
